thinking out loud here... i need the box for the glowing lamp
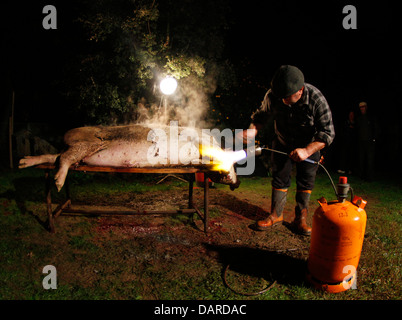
[160,77,178,95]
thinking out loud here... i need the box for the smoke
[134,74,217,130]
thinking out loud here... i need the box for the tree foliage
[66,0,233,125]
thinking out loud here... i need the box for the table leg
[45,169,55,233]
[188,173,194,209]
[204,173,209,233]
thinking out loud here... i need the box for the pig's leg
[19,154,60,169]
[54,142,106,192]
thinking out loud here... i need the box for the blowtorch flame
[199,145,247,172]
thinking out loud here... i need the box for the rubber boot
[256,188,287,231]
[291,190,312,236]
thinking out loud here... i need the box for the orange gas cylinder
[307,177,367,293]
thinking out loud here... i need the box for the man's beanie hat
[271,65,305,98]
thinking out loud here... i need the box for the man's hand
[289,148,309,162]
[289,141,326,162]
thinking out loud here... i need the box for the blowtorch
[243,145,338,198]
[245,146,317,164]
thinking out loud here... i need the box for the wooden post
[9,91,15,169]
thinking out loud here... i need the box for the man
[355,101,379,181]
[241,65,335,235]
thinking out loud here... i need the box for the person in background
[355,101,380,181]
[337,110,356,175]
[239,65,335,235]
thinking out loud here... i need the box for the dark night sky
[2,1,401,127]
[227,1,400,117]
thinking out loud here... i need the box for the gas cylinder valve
[337,176,350,202]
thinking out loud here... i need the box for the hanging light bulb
[160,77,178,95]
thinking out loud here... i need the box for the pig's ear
[207,166,239,190]
[230,179,241,191]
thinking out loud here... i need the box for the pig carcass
[19,124,239,191]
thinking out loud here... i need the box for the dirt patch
[70,185,309,249]
[61,182,312,251]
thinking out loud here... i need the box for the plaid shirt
[251,83,335,148]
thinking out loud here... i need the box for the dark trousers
[271,139,320,191]
[358,140,375,180]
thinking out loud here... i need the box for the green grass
[0,167,401,300]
